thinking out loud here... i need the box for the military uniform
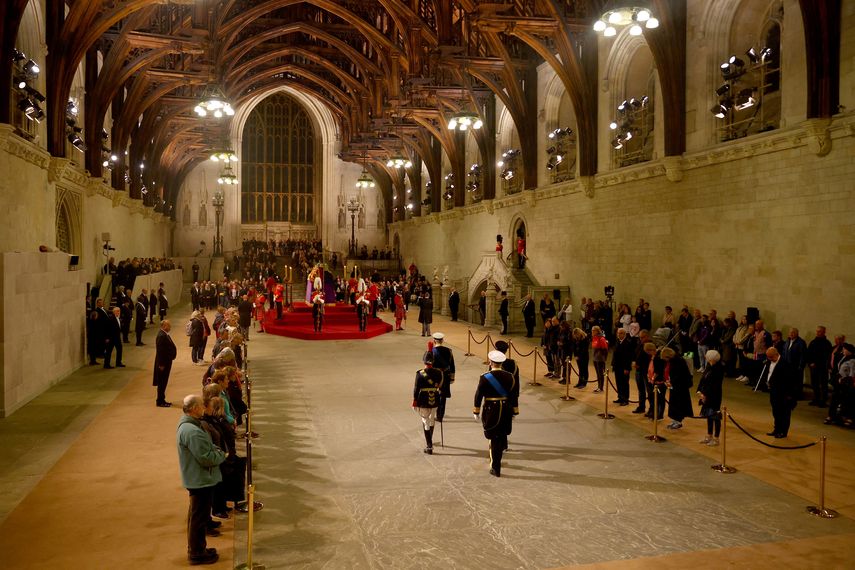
[356,297,369,332]
[473,359,518,477]
[312,292,324,332]
[431,338,455,421]
[412,365,444,453]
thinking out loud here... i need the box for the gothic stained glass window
[241,93,317,223]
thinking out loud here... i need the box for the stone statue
[442,265,449,285]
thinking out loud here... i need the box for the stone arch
[603,30,657,166]
[55,188,82,256]
[16,1,47,145]
[229,86,339,248]
[699,0,791,141]
[543,73,578,182]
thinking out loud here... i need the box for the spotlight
[67,100,78,116]
[636,9,651,22]
[18,98,35,114]
[593,20,607,32]
[612,138,623,150]
[67,133,86,151]
[645,18,659,29]
[23,59,40,74]
[604,26,616,37]
[759,47,772,62]
[546,145,556,154]
[746,47,759,64]
[629,24,642,36]
[624,131,633,141]
[609,122,618,130]
[617,100,627,113]
[734,88,755,110]
[640,96,649,107]
[15,77,27,90]
[630,98,641,108]
[715,84,730,97]
[710,104,728,119]
[12,49,26,63]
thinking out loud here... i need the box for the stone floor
[1,302,854,569]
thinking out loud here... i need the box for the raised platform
[261,304,393,340]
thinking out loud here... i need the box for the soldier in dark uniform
[448,288,460,321]
[498,291,509,334]
[473,350,519,477]
[411,352,444,454]
[430,332,455,421]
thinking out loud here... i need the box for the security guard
[430,332,455,421]
[473,350,519,477]
[411,352,444,454]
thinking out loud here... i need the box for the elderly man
[154,320,177,408]
[760,348,798,438]
[177,394,226,566]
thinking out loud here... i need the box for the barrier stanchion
[806,436,839,519]
[560,358,575,401]
[598,372,615,420]
[236,380,263,513]
[235,483,265,570]
[529,347,542,386]
[244,372,259,440]
[464,328,474,356]
[711,406,736,473]
[645,387,666,442]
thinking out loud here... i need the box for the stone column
[485,286,497,327]
[432,282,442,312]
[441,283,450,316]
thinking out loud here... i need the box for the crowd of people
[86,283,171,369]
[519,295,854,437]
[103,256,178,292]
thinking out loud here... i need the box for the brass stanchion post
[465,328,473,356]
[712,407,736,473]
[598,372,615,419]
[235,483,265,570]
[645,386,666,442]
[236,389,263,513]
[807,436,839,518]
[529,347,542,386]
[560,357,575,401]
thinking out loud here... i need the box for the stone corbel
[803,118,832,157]
[524,190,537,207]
[86,176,106,197]
[579,175,595,199]
[482,199,494,215]
[48,157,73,184]
[662,156,684,182]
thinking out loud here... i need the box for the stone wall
[391,115,855,339]
[0,252,87,417]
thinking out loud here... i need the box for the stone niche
[0,252,87,417]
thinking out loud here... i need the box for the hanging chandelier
[447,110,483,131]
[386,154,412,169]
[217,164,238,185]
[355,170,375,188]
[194,85,235,118]
[593,6,658,37]
[210,149,238,162]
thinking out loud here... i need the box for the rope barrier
[560,358,576,401]
[711,406,737,474]
[468,330,491,345]
[529,347,542,386]
[645,387,666,443]
[598,372,615,420]
[806,436,839,518]
[509,343,536,358]
[606,375,640,405]
[726,412,819,450]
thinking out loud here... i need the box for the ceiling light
[194,84,234,118]
[710,104,728,119]
[217,164,238,185]
[595,7,657,36]
[447,110,483,131]
[355,170,375,188]
[386,154,412,169]
[23,59,39,74]
[210,149,238,162]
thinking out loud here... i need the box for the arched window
[56,206,71,253]
[241,93,317,224]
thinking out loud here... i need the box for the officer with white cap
[429,332,455,421]
[411,351,444,454]
[473,350,519,477]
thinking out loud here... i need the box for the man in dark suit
[762,347,798,438]
[104,307,125,369]
[448,288,460,321]
[148,289,158,324]
[498,291,509,335]
[237,295,254,339]
[190,282,201,311]
[119,289,133,343]
[157,283,169,321]
[153,320,177,407]
[521,294,536,338]
[135,297,148,346]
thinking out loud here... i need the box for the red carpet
[261,304,394,340]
